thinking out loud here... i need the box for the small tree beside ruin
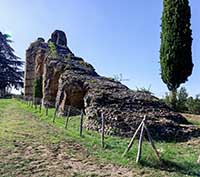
[33,76,43,104]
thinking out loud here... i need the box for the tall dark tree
[160,0,193,107]
[0,32,23,97]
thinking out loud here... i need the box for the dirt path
[0,101,137,177]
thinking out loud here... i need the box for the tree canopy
[160,0,193,91]
[0,32,23,96]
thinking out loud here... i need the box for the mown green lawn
[0,98,199,177]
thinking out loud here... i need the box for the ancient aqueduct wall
[24,30,200,141]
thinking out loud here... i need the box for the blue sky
[0,0,199,97]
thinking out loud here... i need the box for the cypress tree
[160,0,193,106]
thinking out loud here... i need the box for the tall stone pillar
[24,38,47,98]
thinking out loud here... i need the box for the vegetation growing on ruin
[48,41,58,58]
[33,76,43,99]
[64,53,73,61]
[105,77,115,82]
[78,60,92,69]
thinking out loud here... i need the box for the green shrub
[163,87,200,114]
[136,86,153,96]
[33,76,43,99]
[48,41,58,58]
[186,97,200,114]
[64,53,72,61]
[176,87,188,112]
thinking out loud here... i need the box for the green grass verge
[1,99,200,177]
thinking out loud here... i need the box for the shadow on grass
[140,159,200,177]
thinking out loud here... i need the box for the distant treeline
[162,87,200,115]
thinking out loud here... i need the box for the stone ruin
[24,30,200,141]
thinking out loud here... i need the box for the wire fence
[15,96,106,148]
[14,95,160,163]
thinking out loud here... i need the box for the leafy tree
[162,92,171,106]
[0,32,23,97]
[33,76,43,103]
[163,87,188,111]
[176,87,188,112]
[177,87,188,102]
[160,0,193,107]
[163,87,200,114]
[186,96,200,114]
[33,77,43,98]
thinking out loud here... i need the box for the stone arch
[42,60,62,107]
[57,77,88,115]
[49,71,61,103]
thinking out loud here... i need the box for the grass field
[0,99,199,176]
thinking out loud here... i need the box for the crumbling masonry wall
[24,38,47,98]
[24,30,72,106]
[24,30,200,141]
